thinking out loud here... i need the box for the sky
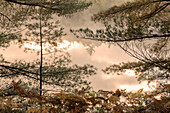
[0,0,156,92]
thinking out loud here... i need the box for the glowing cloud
[24,40,83,51]
[125,70,135,76]
[119,81,157,92]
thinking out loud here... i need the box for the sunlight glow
[102,70,136,80]
[105,74,112,79]
[119,81,157,92]
[24,40,82,51]
[125,70,135,76]
[56,40,81,50]
[24,42,41,50]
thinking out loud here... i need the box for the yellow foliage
[26,106,52,113]
[109,96,119,104]
[136,88,143,94]
[130,88,143,98]
[4,81,169,112]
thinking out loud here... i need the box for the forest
[0,0,169,112]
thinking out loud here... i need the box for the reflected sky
[1,0,154,92]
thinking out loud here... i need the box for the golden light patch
[125,70,135,76]
[24,40,82,51]
[119,81,157,92]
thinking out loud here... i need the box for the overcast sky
[1,0,155,92]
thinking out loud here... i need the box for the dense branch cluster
[71,0,170,85]
[0,0,95,93]
[4,0,92,16]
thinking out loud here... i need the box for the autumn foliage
[0,81,169,113]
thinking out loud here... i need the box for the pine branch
[79,34,170,43]
[5,0,61,10]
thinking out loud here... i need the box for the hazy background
[1,0,154,91]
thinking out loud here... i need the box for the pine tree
[0,0,95,95]
[71,0,170,85]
